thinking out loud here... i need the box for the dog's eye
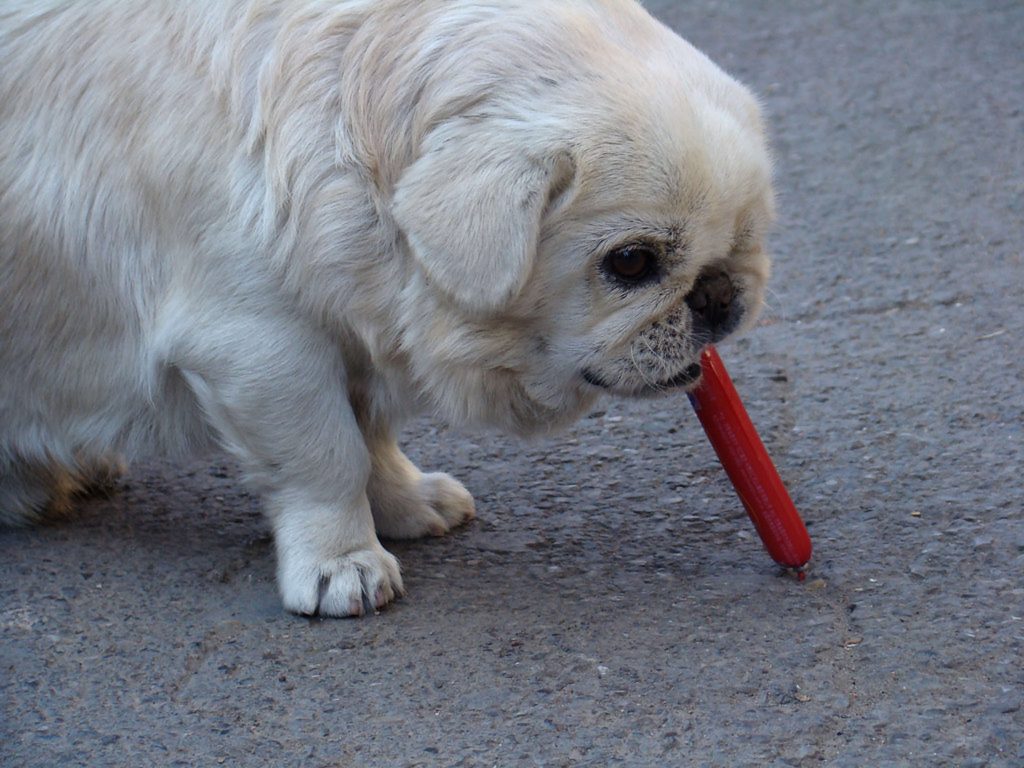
[603,245,659,285]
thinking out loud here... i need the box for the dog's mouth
[582,362,703,396]
[660,363,704,389]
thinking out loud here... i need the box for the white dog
[0,0,774,616]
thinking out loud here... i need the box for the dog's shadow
[2,438,762,621]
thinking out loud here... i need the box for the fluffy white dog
[0,0,774,616]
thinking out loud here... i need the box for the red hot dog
[688,346,812,571]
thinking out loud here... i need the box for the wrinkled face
[506,49,774,420]
[527,144,772,402]
[389,1,774,433]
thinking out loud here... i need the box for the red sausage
[688,346,812,571]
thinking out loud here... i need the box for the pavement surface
[2,1,1022,766]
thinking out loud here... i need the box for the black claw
[314,573,331,616]
[361,589,376,616]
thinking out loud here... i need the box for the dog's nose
[685,270,739,340]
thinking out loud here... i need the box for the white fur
[0,0,774,616]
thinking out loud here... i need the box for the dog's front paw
[420,471,476,529]
[371,470,476,540]
[277,541,403,617]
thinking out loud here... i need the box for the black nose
[685,270,740,341]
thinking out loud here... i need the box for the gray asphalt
[2,1,1022,766]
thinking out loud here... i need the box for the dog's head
[382,1,774,433]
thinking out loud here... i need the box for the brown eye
[604,245,659,285]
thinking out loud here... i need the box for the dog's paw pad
[279,543,403,618]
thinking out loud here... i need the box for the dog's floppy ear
[392,120,573,313]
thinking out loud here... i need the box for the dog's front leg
[174,314,402,617]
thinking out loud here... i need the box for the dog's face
[385,1,774,434]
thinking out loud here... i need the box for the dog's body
[1,0,774,615]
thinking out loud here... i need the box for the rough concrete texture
[2,1,1022,766]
